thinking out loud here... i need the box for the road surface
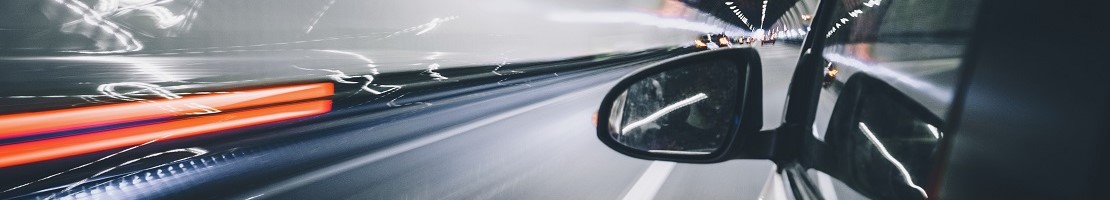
[254,45,799,200]
[9,45,799,200]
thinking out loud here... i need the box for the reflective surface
[608,59,741,154]
[792,0,983,199]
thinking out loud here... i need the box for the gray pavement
[267,45,800,200]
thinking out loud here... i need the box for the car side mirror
[596,48,767,163]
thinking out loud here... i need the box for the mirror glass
[607,59,742,154]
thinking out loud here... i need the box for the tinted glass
[803,0,982,199]
[609,59,741,154]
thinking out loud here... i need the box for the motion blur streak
[234,79,604,199]
[548,12,747,35]
[0,83,333,139]
[47,0,144,53]
[858,122,927,198]
[0,100,330,168]
[621,93,708,134]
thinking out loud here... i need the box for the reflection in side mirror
[608,60,741,155]
[596,48,766,163]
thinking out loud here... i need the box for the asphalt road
[4,44,799,200]
[1,0,792,198]
[249,44,799,200]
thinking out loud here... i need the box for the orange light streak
[0,100,331,168]
[0,83,332,139]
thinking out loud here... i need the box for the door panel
[796,0,982,199]
[815,75,944,199]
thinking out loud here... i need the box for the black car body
[594,0,1104,199]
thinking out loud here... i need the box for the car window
[803,0,982,199]
[819,0,981,117]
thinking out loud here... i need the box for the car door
[779,0,984,199]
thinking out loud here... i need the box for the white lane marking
[622,161,677,200]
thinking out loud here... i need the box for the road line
[622,161,677,200]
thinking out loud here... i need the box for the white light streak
[415,17,458,35]
[821,53,952,102]
[864,0,883,7]
[317,49,380,75]
[725,1,750,26]
[97,82,222,115]
[858,123,929,198]
[424,63,448,81]
[304,0,337,33]
[51,0,144,53]
[647,150,711,155]
[424,51,445,60]
[926,124,941,138]
[827,0,883,37]
[139,7,185,29]
[621,93,708,134]
[47,148,209,200]
[548,12,732,34]
[761,0,768,29]
[98,82,181,101]
[292,66,400,95]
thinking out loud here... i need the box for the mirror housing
[596,48,768,163]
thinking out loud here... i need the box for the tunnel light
[548,12,730,33]
[729,8,750,27]
[760,0,769,29]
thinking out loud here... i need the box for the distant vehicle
[716,35,734,47]
[694,34,731,49]
[736,37,752,45]
[742,37,756,45]
[761,37,776,46]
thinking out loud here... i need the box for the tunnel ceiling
[682,0,800,31]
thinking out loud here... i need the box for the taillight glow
[0,83,333,168]
[0,83,332,139]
